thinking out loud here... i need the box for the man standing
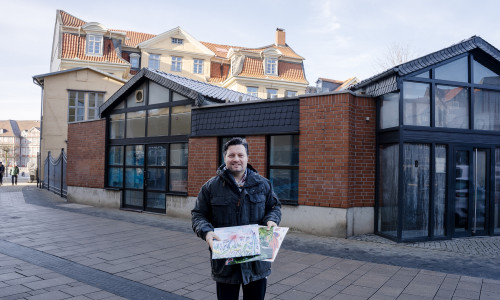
[0,162,4,186]
[10,164,19,186]
[192,137,281,300]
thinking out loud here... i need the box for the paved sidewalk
[0,185,499,299]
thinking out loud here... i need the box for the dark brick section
[67,120,106,188]
[0,239,189,300]
[191,98,299,137]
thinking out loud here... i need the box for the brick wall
[298,93,376,208]
[67,120,106,188]
[188,137,218,196]
[187,135,267,197]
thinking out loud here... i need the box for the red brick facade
[298,93,376,208]
[67,120,106,188]
[187,135,267,197]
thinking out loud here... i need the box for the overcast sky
[1,0,500,120]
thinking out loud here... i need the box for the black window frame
[267,134,299,205]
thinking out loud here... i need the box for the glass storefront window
[474,89,500,131]
[126,145,145,166]
[126,111,146,138]
[124,190,143,207]
[170,143,188,166]
[148,108,170,137]
[403,82,430,126]
[109,113,125,139]
[269,135,299,203]
[149,81,170,104]
[380,92,399,129]
[170,169,187,192]
[108,146,123,165]
[435,85,469,129]
[108,167,123,187]
[173,92,188,102]
[402,143,430,239]
[434,145,447,237]
[171,105,191,135]
[435,56,468,83]
[378,144,399,237]
[125,167,144,189]
[147,192,166,210]
[148,145,167,166]
[147,168,166,190]
[473,59,500,86]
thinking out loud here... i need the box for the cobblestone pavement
[1,182,500,299]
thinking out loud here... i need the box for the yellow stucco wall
[40,69,124,178]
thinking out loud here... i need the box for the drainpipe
[33,77,44,189]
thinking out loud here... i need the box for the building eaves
[351,36,500,96]
[100,68,262,116]
[33,67,126,87]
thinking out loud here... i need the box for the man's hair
[223,137,249,156]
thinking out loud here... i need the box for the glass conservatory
[376,52,500,241]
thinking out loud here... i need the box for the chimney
[275,28,285,46]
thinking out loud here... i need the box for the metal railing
[42,148,67,198]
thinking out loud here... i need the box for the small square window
[286,91,297,97]
[265,58,278,75]
[193,59,203,74]
[247,87,258,97]
[87,35,103,55]
[149,54,160,70]
[172,38,183,45]
[267,89,278,99]
[172,56,182,72]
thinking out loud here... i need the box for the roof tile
[61,33,128,65]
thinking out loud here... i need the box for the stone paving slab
[1,185,500,299]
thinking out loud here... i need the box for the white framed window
[68,91,105,122]
[171,56,182,72]
[130,53,140,69]
[286,90,297,97]
[267,89,278,99]
[86,35,103,55]
[247,87,258,97]
[149,54,160,70]
[265,58,278,75]
[172,38,183,45]
[193,59,204,74]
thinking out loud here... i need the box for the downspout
[33,77,44,188]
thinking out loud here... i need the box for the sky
[1,0,500,120]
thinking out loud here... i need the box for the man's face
[224,144,248,175]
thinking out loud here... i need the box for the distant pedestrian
[0,162,4,186]
[10,164,19,186]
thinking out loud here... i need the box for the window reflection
[109,113,125,139]
[171,105,191,135]
[126,111,146,138]
[148,108,169,137]
[474,89,500,131]
[379,144,399,237]
[435,85,469,129]
[380,92,399,129]
[403,82,430,126]
[435,56,468,83]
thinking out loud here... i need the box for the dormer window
[87,35,103,55]
[130,53,140,69]
[265,58,278,75]
[172,38,183,45]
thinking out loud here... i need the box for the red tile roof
[200,42,242,58]
[238,57,307,84]
[61,33,128,65]
[60,10,86,27]
[16,121,40,132]
[111,30,156,47]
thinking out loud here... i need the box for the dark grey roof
[351,36,500,97]
[191,98,299,137]
[100,68,261,115]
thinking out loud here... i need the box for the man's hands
[266,221,278,230]
[205,231,220,251]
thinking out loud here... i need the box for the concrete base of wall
[67,186,121,208]
[66,189,374,238]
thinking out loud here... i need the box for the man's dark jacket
[191,163,281,285]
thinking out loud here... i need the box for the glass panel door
[453,147,489,236]
[145,145,167,213]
